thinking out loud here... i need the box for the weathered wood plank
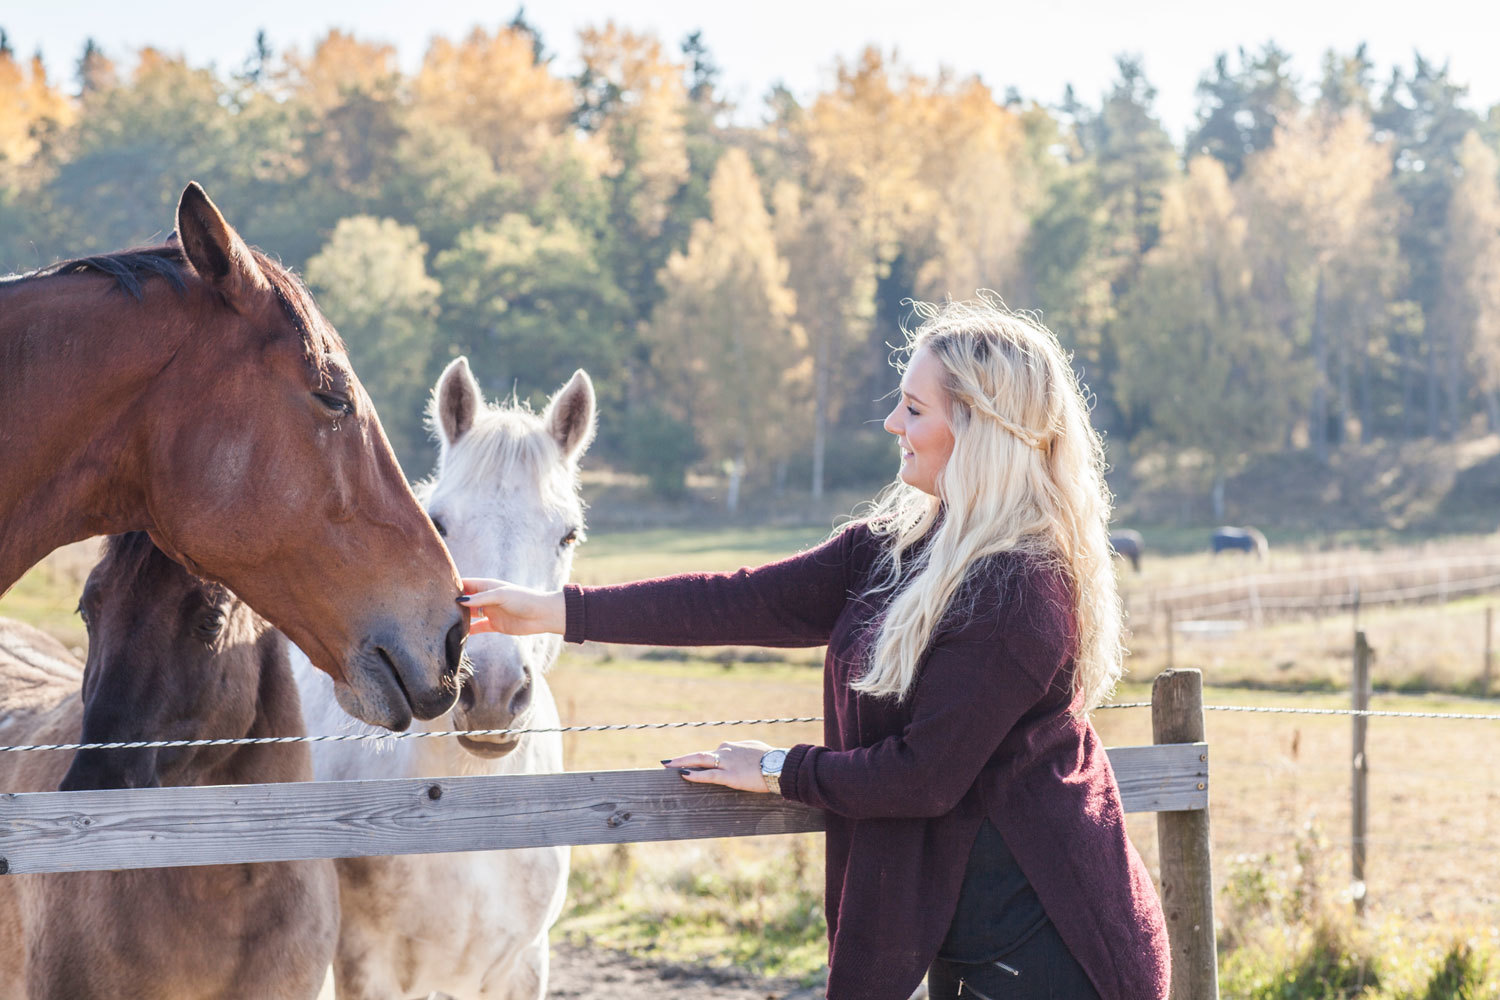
[0,743,1206,875]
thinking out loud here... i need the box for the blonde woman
[460,295,1170,1000]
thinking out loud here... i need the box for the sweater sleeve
[779,580,1071,818]
[562,525,868,648]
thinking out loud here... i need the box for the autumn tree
[645,148,804,510]
[1437,131,1500,430]
[575,23,691,318]
[1115,157,1298,516]
[306,217,442,470]
[433,213,630,408]
[0,44,72,185]
[909,79,1051,302]
[1376,56,1480,436]
[773,179,876,497]
[414,23,589,204]
[1240,109,1398,460]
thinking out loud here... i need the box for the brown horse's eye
[314,392,354,416]
[75,601,90,629]
[196,609,226,640]
[431,516,448,538]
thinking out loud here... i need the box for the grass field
[4,526,1500,994]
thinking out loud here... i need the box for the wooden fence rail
[1,670,1217,999]
[0,742,1207,875]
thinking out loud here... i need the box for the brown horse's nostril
[444,620,465,677]
[458,682,477,712]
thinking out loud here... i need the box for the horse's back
[0,621,85,999]
[0,619,83,791]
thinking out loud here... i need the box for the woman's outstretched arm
[460,523,872,649]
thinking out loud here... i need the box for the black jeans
[927,916,1101,1000]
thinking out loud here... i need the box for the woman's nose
[883,407,901,435]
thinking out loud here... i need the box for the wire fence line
[1140,552,1500,605]
[1,700,1498,754]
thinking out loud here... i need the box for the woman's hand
[459,579,566,636]
[664,740,776,794]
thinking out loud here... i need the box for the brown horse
[0,183,464,730]
[0,533,339,999]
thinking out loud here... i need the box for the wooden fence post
[1484,607,1493,697]
[1152,668,1218,1000]
[1352,631,1372,917]
[1165,608,1175,672]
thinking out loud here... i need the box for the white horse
[293,357,595,1000]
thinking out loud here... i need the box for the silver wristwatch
[760,748,788,794]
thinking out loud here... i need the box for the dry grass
[548,653,1500,971]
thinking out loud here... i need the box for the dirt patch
[548,939,826,999]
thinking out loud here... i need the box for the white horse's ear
[431,357,481,447]
[545,369,596,463]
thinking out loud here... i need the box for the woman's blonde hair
[852,292,1124,713]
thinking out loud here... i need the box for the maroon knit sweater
[562,523,1169,1000]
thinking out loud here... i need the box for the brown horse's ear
[545,369,596,464]
[432,356,481,447]
[175,182,270,311]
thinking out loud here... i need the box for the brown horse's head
[126,184,463,730]
[59,533,290,791]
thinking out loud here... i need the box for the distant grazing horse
[293,358,595,999]
[1211,526,1269,559]
[0,533,339,999]
[1109,530,1145,572]
[0,182,464,731]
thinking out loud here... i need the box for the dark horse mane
[7,243,344,366]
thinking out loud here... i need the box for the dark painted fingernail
[660,759,672,765]
[456,595,471,603]
[678,768,693,776]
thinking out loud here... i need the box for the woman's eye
[906,406,920,417]
[314,392,354,416]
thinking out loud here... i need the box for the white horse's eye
[560,528,581,547]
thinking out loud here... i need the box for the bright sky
[5,0,1500,139]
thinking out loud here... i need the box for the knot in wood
[605,810,632,828]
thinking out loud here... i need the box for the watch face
[762,749,788,774]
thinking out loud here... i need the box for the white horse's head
[421,357,595,758]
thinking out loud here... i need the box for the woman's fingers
[661,743,769,793]
[663,750,722,769]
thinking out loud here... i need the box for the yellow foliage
[414,26,578,184]
[284,29,400,111]
[0,51,73,172]
[578,22,689,237]
[648,149,804,470]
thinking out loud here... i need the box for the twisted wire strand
[2,700,1497,754]
[0,716,825,754]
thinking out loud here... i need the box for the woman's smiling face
[883,345,955,497]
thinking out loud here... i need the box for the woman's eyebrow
[901,386,929,407]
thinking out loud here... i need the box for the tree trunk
[726,456,744,514]
[1446,315,1464,438]
[1211,471,1226,522]
[1310,271,1329,463]
[1425,328,1441,439]
[811,325,831,500]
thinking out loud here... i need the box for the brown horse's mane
[9,242,345,370]
[103,530,221,590]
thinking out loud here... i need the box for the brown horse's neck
[206,632,314,787]
[0,278,186,594]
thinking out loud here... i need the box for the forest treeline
[3,18,1500,510]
